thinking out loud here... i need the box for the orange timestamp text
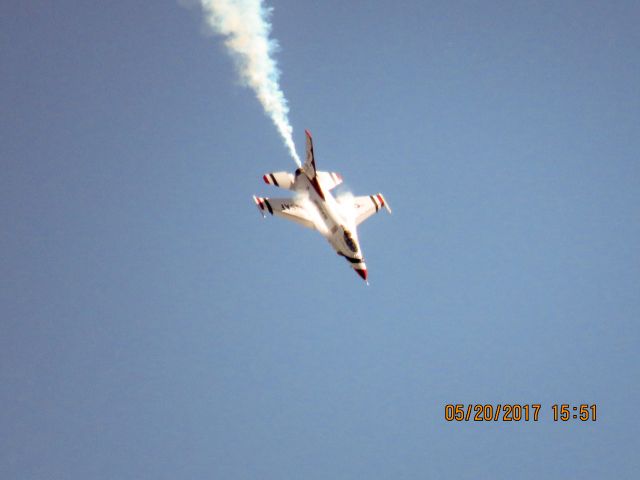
[444,404,597,422]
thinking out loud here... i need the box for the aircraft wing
[253,196,316,230]
[352,194,392,226]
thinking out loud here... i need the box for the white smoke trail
[197,0,301,166]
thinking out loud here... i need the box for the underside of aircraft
[254,130,391,282]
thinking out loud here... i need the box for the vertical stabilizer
[302,129,317,178]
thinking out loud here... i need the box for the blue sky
[1,1,639,478]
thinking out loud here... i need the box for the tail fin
[302,129,317,178]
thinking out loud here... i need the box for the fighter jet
[253,129,391,282]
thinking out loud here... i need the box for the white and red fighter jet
[253,130,391,282]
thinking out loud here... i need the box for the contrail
[197,0,301,166]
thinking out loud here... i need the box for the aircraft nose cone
[355,268,368,281]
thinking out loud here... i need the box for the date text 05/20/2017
[444,404,597,422]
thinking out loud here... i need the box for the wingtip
[305,129,312,138]
[378,194,392,214]
[253,195,266,218]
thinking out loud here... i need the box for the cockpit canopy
[343,229,358,253]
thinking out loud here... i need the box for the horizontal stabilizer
[316,171,343,190]
[262,171,295,189]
